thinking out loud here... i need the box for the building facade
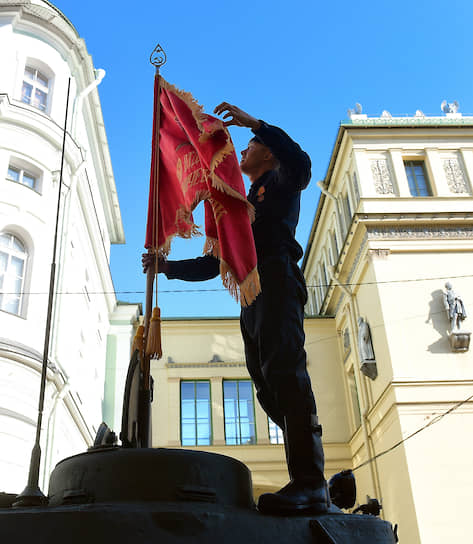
[0,0,126,493]
[149,110,473,543]
[302,108,473,543]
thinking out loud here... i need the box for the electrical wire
[2,271,473,296]
[352,393,473,472]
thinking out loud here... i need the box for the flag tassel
[145,307,162,359]
[132,325,145,356]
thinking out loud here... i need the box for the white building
[0,0,127,493]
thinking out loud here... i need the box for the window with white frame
[21,66,50,112]
[0,233,27,316]
[317,271,324,310]
[307,275,318,316]
[347,367,362,431]
[342,191,352,234]
[268,417,284,444]
[352,171,360,204]
[223,380,256,445]
[180,380,212,446]
[330,229,339,265]
[404,160,432,197]
[6,164,39,192]
[321,259,329,297]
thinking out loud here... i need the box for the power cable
[2,271,473,296]
[352,393,473,472]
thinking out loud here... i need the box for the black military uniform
[163,122,330,515]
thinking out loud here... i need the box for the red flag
[145,76,260,306]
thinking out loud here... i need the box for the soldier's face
[240,141,271,177]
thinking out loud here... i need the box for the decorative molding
[443,158,470,194]
[370,159,395,195]
[368,248,391,260]
[344,116,473,127]
[346,234,368,286]
[367,225,473,240]
[333,235,367,315]
[166,361,246,369]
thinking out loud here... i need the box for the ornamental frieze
[367,225,473,239]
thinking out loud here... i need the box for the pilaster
[388,149,410,197]
[210,377,225,446]
[425,148,449,195]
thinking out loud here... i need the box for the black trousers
[240,255,317,431]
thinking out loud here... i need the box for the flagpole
[14,78,72,506]
[138,44,166,448]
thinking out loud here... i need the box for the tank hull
[1,448,396,543]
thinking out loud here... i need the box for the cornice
[166,361,246,369]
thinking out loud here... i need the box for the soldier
[144,104,330,515]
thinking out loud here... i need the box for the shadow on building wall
[426,289,450,353]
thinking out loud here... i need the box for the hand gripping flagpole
[14,78,72,506]
[138,44,166,447]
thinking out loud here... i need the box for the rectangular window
[268,417,284,444]
[180,381,211,446]
[404,161,432,196]
[342,192,352,231]
[347,368,361,430]
[6,164,38,191]
[22,66,49,112]
[223,380,256,445]
[352,171,360,204]
[330,230,339,265]
[322,262,329,295]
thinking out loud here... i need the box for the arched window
[0,233,27,316]
[21,65,50,112]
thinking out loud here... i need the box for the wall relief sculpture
[443,158,470,194]
[357,316,377,380]
[370,159,395,195]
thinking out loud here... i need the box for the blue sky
[54,0,473,317]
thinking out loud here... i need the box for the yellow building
[302,108,473,543]
[105,108,473,544]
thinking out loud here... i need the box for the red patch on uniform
[257,186,265,202]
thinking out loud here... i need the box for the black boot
[257,413,331,515]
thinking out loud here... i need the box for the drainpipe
[50,157,87,363]
[317,180,337,202]
[71,68,106,137]
[317,180,344,238]
[328,265,381,501]
[42,380,70,490]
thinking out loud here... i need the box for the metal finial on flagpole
[150,43,167,73]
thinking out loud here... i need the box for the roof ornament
[381,110,392,119]
[441,100,460,114]
[415,110,425,118]
[347,103,364,119]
